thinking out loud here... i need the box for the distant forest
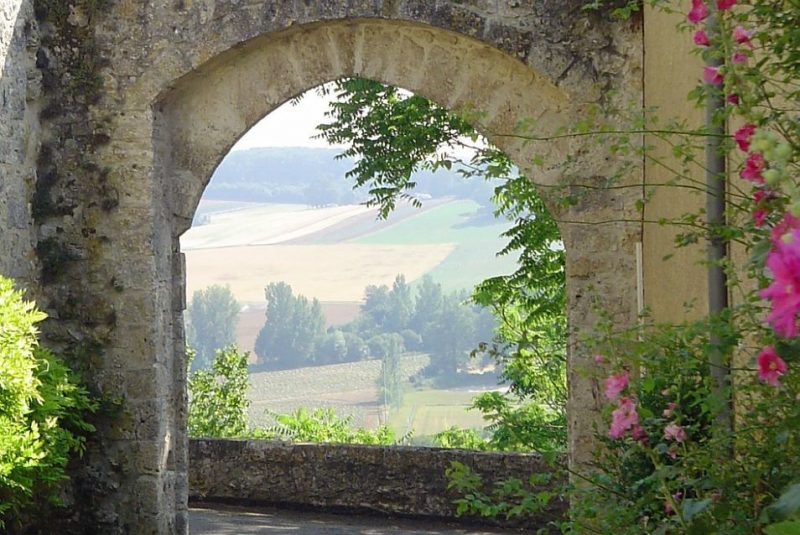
[204,147,497,206]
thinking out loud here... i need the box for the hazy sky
[232,90,343,151]
[231,86,484,158]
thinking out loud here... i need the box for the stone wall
[189,439,566,529]
[0,0,37,286]
[0,1,644,532]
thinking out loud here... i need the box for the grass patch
[387,388,487,440]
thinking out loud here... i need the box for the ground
[189,505,519,535]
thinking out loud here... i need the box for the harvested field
[184,243,454,303]
[246,355,430,428]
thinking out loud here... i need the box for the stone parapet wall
[189,439,566,528]
[0,0,37,286]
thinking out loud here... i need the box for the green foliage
[187,346,250,438]
[254,407,404,446]
[317,78,477,218]
[186,284,240,370]
[445,461,561,524]
[433,427,490,451]
[314,77,567,455]
[254,282,325,369]
[0,277,96,529]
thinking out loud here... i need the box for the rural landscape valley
[181,147,520,442]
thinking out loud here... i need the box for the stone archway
[29,3,642,533]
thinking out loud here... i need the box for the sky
[231,89,344,151]
[231,87,484,162]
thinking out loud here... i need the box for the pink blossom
[734,124,757,152]
[664,423,688,443]
[741,153,765,184]
[688,0,709,24]
[703,66,724,86]
[604,371,629,400]
[665,492,684,515]
[631,424,648,445]
[733,26,753,48]
[771,213,800,245]
[693,30,710,47]
[760,230,800,338]
[593,354,605,365]
[609,397,639,439]
[727,94,740,106]
[757,346,788,386]
[717,0,736,10]
[662,402,677,418]
[732,52,748,65]
[754,209,768,228]
[753,189,772,228]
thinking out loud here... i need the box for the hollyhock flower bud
[662,402,677,418]
[703,66,724,86]
[688,0,709,24]
[593,354,604,365]
[732,52,748,64]
[693,30,710,47]
[727,94,740,106]
[757,347,788,386]
[717,0,736,9]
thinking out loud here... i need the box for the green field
[352,200,519,292]
[388,388,488,441]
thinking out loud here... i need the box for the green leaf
[682,498,711,522]
[765,521,800,535]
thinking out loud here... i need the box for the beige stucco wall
[643,3,709,323]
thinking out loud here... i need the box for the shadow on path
[189,505,521,535]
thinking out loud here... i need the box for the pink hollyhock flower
[717,0,736,10]
[593,354,604,365]
[754,208,768,228]
[609,397,639,439]
[604,371,629,400]
[733,26,754,48]
[727,94,740,106]
[693,30,710,47]
[734,124,757,152]
[732,52,748,64]
[631,424,648,445]
[688,0,709,24]
[760,231,800,338]
[703,66,724,86]
[771,213,800,245]
[664,423,688,443]
[741,152,765,184]
[753,189,772,228]
[757,346,788,386]
[662,402,677,418]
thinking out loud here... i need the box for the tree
[187,346,250,438]
[254,282,325,369]
[425,293,477,376]
[385,274,414,333]
[370,333,405,410]
[314,78,566,449]
[410,275,444,335]
[186,284,241,370]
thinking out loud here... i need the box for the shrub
[187,346,250,438]
[0,277,96,529]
